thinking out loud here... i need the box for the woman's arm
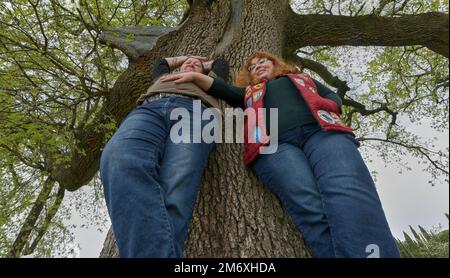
[152,58,171,80]
[159,72,245,108]
[208,59,230,83]
[153,56,208,79]
[159,71,214,90]
[208,79,245,108]
[313,79,343,108]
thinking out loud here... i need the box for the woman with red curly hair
[160,51,400,258]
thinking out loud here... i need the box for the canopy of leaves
[0,0,186,257]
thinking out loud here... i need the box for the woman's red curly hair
[234,51,299,87]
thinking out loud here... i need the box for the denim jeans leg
[158,98,215,257]
[100,102,176,258]
[303,131,400,258]
[101,97,216,258]
[253,138,335,257]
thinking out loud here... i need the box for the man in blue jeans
[100,55,229,257]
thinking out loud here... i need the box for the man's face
[180,58,203,73]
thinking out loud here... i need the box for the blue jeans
[100,97,215,258]
[253,124,400,258]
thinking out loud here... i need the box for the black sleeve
[208,79,245,108]
[209,59,230,83]
[313,78,343,108]
[152,58,171,79]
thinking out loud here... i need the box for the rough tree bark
[86,0,447,257]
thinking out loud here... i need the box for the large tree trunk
[100,0,311,258]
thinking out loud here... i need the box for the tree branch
[7,178,55,257]
[23,184,65,256]
[28,0,48,52]
[99,26,176,61]
[285,53,350,95]
[358,137,449,176]
[285,10,449,58]
[373,0,396,15]
[0,143,45,171]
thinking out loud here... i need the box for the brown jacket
[136,71,222,109]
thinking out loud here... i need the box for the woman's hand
[159,71,214,91]
[160,72,198,84]
[202,60,214,72]
[165,56,208,70]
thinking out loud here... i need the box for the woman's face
[180,58,204,73]
[248,57,275,81]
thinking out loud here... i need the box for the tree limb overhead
[99,26,176,61]
[285,10,449,58]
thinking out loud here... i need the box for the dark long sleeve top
[207,76,343,135]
